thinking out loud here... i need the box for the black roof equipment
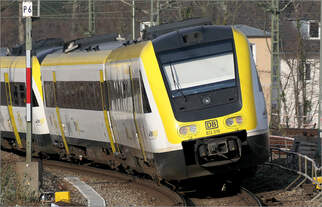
[9,38,64,62]
[142,18,212,40]
[64,33,125,53]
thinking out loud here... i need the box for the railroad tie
[64,176,106,207]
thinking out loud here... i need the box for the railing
[268,147,322,202]
[270,135,294,150]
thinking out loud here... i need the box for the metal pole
[0,0,2,198]
[37,0,40,17]
[156,0,160,25]
[150,0,153,23]
[270,0,281,131]
[318,0,322,166]
[25,2,32,164]
[88,0,95,36]
[132,0,135,40]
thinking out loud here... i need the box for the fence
[268,136,322,202]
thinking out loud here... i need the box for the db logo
[205,120,218,130]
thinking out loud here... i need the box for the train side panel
[0,56,50,150]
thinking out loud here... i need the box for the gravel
[2,150,322,206]
[242,164,322,207]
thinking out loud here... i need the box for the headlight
[225,116,243,127]
[226,118,234,126]
[235,116,243,124]
[179,126,188,135]
[179,124,197,136]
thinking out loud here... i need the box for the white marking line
[64,176,106,207]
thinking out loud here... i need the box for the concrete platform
[64,176,106,207]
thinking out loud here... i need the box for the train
[0,24,269,182]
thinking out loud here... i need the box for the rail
[240,186,263,207]
[268,147,322,202]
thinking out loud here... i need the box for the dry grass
[0,152,40,206]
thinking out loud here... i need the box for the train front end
[141,25,269,180]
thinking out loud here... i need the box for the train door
[129,60,151,161]
[107,59,150,161]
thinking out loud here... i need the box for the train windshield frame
[158,41,237,98]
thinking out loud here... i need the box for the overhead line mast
[270,0,281,131]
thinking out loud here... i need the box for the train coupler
[195,136,242,167]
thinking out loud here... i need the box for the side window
[10,82,26,107]
[32,90,39,107]
[100,81,109,110]
[44,81,54,107]
[0,82,38,107]
[0,82,6,105]
[44,81,101,110]
[139,73,151,113]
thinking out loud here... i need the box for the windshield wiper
[170,63,187,102]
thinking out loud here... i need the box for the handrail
[268,147,322,202]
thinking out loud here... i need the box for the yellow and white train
[0,25,269,181]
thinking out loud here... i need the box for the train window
[163,53,235,97]
[44,81,101,111]
[0,82,38,107]
[32,91,39,107]
[101,81,109,110]
[12,84,19,106]
[10,82,26,107]
[44,81,55,107]
[142,83,151,113]
[159,41,236,97]
[79,83,86,109]
[0,82,6,105]
[139,73,151,114]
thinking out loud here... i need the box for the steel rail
[42,159,191,206]
[240,186,263,207]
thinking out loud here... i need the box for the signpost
[23,0,32,163]
[15,0,40,195]
[319,0,322,166]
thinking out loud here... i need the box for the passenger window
[0,82,6,105]
[32,91,39,107]
[139,74,151,114]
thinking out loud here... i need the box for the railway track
[1,150,263,206]
[43,159,263,206]
[42,159,191,206]
[187,185,263,207]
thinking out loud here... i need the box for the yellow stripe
[232,28,257,129]
[32,57,43,101]
[52,71,70,155]
[4,73,23,149]
[99,70,116,153]
[129,67,147,162]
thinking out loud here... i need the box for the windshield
[163,52,235,97]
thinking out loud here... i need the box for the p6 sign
[22,2,33,17]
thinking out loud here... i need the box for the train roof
[107,41,149,62]
[41,50,111,66]
[151,25,233,53]
[0,56,40,69]
[64,33,125,53]
[142,18,211,40]
[9,38,64,63]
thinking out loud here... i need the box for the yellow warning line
[52,71,70,155]
[99,70,117,153]
[4,73,23,149]
[129,67,147,162]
